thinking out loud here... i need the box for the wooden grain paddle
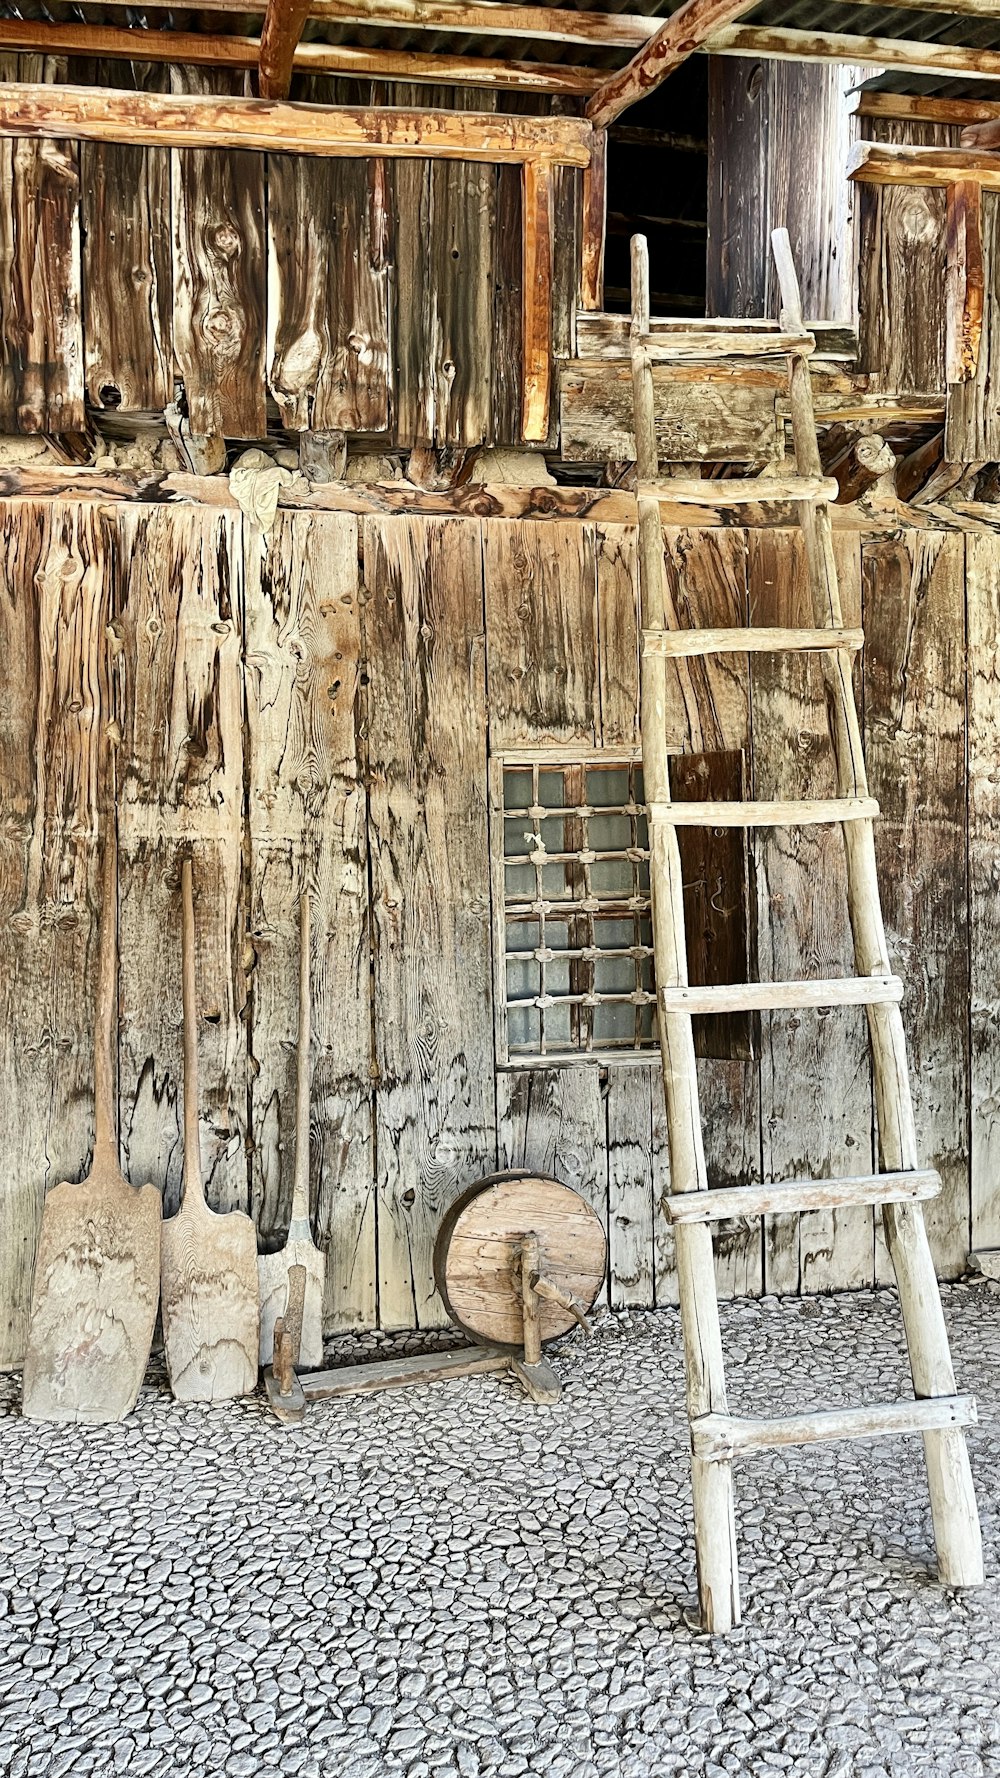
[22,822,161,1424]
[258,891,325,1370]
[161,855,259,1402]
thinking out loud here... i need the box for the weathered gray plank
[115,505,248,1221]
[559,361,781,464]
[172,145,267,440]
[596,523,639,749]
[967,533,1000,1256]
[0,138,84,433]
[244,509,375,1332]
[864,532,969,1279]
[0,501,110,1366]
[857,118,951,395]
[364,516,495,1328]
[81,141,172,413]
[498,1067,609,1304]
[267,153,391,435]
[484,520,599,746]
[946,191,1000,460]
[749,527,875,1294]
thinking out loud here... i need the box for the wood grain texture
[245,509,374,1332]
[115,506,249,1224]
[967,533,1000,1255]
[81,141,172,413]
[559,362,781,463]
[606,1066,655,1308]
[749,527,875,1295]
[172,144,267,439]
[484,520,599,746]
[857,119,951,396]
[0,501,118,1367]
[864,532,969,1279]
[393,86,496,448]
[0,138,84,433]
[160,854,259,1403]
[497,1068,609,1302]
[596,523,639,749]
[267,151,391,434]
[946,191,1000,459]
[364,516,495,1328]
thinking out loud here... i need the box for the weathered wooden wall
[0,56,580,451]
[0,503,996,1365]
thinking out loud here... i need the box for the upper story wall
[0,55,583,455]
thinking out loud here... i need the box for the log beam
[259,0,312,97]
[848,141,1000,196]
[0,83,593,164]
[586,0,758,131]
[0,18,603,95]
[711,23,1000,84]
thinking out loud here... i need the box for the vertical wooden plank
[172,147,267,440]
[115,506,248,1221]
[267,154,391,435]
[968,533,1000,1256]
[365,516,495,1328]
[749,528,874,1295]
[946,191,1000,460]
[0,502,110,1366]
[864,532,969,1279]
[706,58,769,318]
[81,141,172,414]
[484,521,599,747]
[492,163,524,448]
[245,509,375,1331]
[0,138,84,433]
[392,87,496,449]
[857,119,951,394]
[521,157,554,444]
[655,528,762,1304]
[596,523,639,751]
[498,1068,609,1303]
[606,1067,653,1309]
[581,128,607,314]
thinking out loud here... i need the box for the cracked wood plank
[245,509,375,1331]
[81,139,173,413]
[115,505,249,1222]
[749,528,875,1294]
[0,501,112,1366]
[364,516,495,1328]
[172,140,267,440]
[0,138,84,433]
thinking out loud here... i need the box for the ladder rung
[692,1396,977,1464]
[661,976,903,1014]
[663,1169,941,1224]
[649,797,878,829]
[638,475,836,505]
[638,331,814,360]
[643,625,864,659]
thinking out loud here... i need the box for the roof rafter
[585,0,759,131]
[709,22,1000,83]
[258,0,313,97]
[0,15,603,95]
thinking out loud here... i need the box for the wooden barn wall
[0,57,581,449]
[0,503,996,1365]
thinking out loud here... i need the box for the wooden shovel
[22,824,161,1424]
[258,892,325,1370]
[161,856,259,1402]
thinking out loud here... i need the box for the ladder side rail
[771,226,984,1589]
[631,234,740,1632]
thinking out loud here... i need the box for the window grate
[495,754,658,1063]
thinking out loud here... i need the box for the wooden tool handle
[180,855,204,1205]
[92,817,119,1162]
[291,890,312,1227]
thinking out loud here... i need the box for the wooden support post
[522,157,554,441]
[771,226,984,1591]
[631,234,739,1632]
[521,1233,542,1366]
[259,0,314,96]
[946,179,984,384]
[581,127,607,311]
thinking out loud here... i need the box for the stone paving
[2,1283,1000,1778]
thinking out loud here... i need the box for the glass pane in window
[503,767,533,811]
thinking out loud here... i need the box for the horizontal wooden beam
[649,796,879,828]
[643,624,864,657]
[848,141,1000,195]
[0,19,604,95]
[853,91,1000,129]
[663,1169,941,1224]
[661,976,904,1014]
[0,83,594,164]
[587,0,757,131]
[46,0,659,47]
[710,22,1000,83]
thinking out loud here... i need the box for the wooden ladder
[630,228,984,1633]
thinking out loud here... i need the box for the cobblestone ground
[2,1283,1000,1778]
